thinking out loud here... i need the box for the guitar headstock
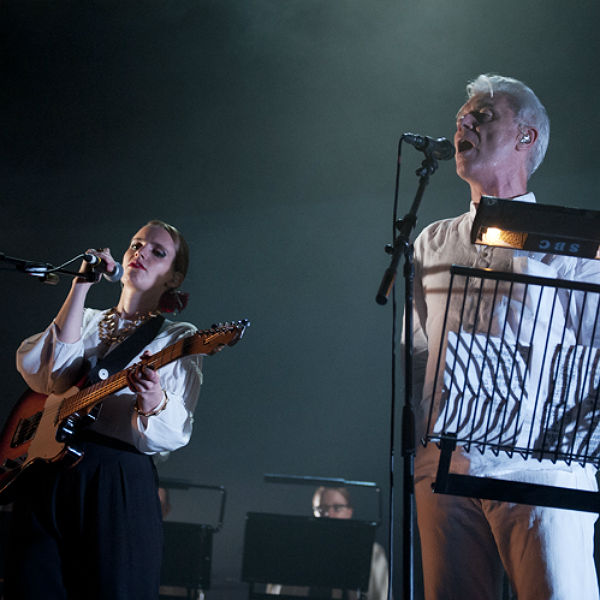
[196,319,250,355]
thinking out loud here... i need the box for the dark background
[1,1,599,598]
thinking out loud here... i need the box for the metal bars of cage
[425,265,600,468]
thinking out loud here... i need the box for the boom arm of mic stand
[0,252,91,283]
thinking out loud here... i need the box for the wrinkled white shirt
[16,308,203,454]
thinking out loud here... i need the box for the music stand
[159,479,226,600]
[425,264,600,512]
[161,522,213,597]
[242,512,376,600]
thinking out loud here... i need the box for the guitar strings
[56,342,183,421]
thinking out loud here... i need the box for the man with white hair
[411,74,600,599]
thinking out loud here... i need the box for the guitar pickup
[11,412,43,448]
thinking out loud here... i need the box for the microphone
[83,253,124,283]
[402,133,455,160]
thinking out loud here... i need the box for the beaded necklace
[98,307,161,345]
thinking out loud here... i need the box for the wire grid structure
[425,265,600,469]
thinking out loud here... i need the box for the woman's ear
[168,271,184,289]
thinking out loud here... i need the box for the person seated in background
[267,486,389,600]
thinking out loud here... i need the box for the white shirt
[16,308,203,454]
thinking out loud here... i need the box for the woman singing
[5,220,202,599]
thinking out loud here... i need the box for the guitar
[0,320,249,500]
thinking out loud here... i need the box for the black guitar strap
[84,314,166,386]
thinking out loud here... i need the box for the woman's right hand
[77,247,118,284]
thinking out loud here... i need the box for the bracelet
[134,390,169,417]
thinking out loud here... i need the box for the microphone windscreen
[103,262,123,283]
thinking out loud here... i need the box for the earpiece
[519,131,531,144]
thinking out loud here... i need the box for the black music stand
[241,512,376,600]
[160,522,213,599]
[159,480,226,600]
[425,198,600,512]
[426,263,600,513]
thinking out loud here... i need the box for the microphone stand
[0,252,95,283]
[376,150,440,600]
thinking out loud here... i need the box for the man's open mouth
[457,139,474,153]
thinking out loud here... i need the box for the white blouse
[16,308,203,454]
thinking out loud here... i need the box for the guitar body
[0,388,80,500]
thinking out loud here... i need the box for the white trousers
[415,469,599,600]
